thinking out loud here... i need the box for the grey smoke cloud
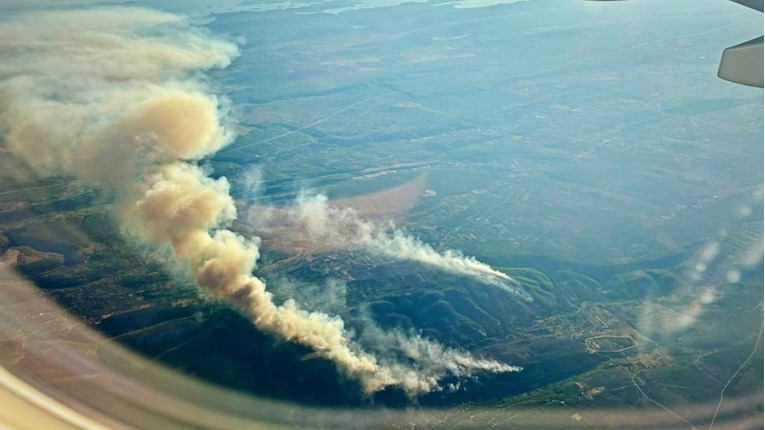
[0,7,518,396]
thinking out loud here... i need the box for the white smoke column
[263,193,529,299]
[354,321,522,395]
[370,232,531,300]
[0,7,517,396]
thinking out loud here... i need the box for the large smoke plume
[0,7,519,395]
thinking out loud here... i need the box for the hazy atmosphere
[0,0,762,427]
